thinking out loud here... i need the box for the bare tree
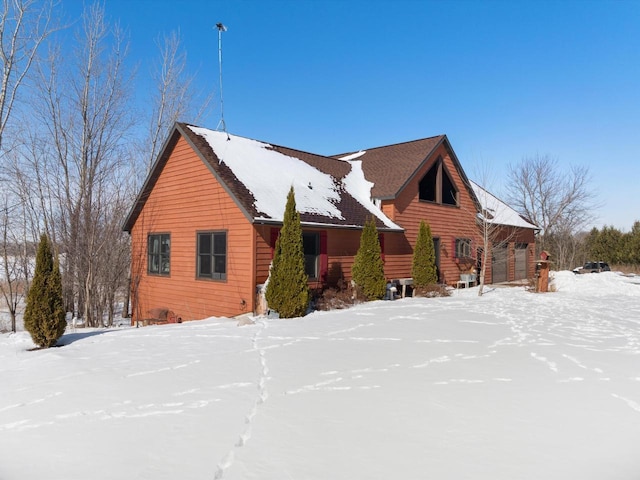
[506,154,596,270]
[138,30,213,178]
[0,0,57,331]
[4,3,214,329]
[25,3,135,326]
[0,0,57,150]
[548,226,582,270]
[470,182,513,296]
[0,195,32,332]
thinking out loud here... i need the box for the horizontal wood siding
[130,137,254,323]
[255,225,273,285]
[383,144,481,285]
[325,229,362,284]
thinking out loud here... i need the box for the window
[197,232,227,280]
[303,232,320,278]
[148,234,170,275]
[418,157,458,206]
[419,163,438,202]
[441,167,456,205]
[271,228,326,280]
[455,238,472,259]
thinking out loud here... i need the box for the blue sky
[64,0,640,230]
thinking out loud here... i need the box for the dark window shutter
[378,233,385,262]
[270,228,280,258]
[320,231,328,281]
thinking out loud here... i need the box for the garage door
[492,243,508,284]
[514,244,528,280]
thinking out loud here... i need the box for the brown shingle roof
[333,136,445,199]
[266,144,387,229]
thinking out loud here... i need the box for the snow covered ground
[1,271,640,480]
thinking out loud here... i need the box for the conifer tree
[24,234,67,348]
[265,187,310,318]
[412,220,438,287]
[352,217,386,300]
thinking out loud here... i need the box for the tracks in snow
[214,319,269,480]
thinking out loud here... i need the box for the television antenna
[215,22,228,136]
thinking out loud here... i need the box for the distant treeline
[584,221,640,265]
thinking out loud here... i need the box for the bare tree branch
[507,154,598,269]
[0,0,58,150]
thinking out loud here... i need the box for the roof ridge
[332,134,445,157]
[181,122,346,163]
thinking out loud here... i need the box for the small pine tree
[24,234,67,348]
[412,220,438,287]
[352,217,386,300]
[265,187,310,318]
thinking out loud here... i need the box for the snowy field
[1,271,640,480]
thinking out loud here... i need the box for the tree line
[583,222,640,267]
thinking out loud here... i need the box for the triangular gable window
[419,157,458,206]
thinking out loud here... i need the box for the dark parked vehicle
[573,261,611,274]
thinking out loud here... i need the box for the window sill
[418,199,459,208]
[196,276,227,282]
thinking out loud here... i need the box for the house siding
[130,137,255,323]
[381,144,481,285]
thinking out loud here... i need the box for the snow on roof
[470,180,538,230]
[188,126,399,229]
[338,150,366,161]
[189,126,342,220]
[341,159,399,228]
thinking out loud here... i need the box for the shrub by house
[352,217,386,300]
[265,187,310,318]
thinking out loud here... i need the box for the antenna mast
[215,23,228,134]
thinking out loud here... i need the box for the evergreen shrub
[24,234,66,348]
[351,217,386,300]
[412,220,438,288]
[265,187,310,318]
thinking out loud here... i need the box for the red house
[123,123,537,323]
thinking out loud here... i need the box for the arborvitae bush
[412,220,438,287]
[352,217,386,300]
[24,234,67,348]
[265,187,310,318]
